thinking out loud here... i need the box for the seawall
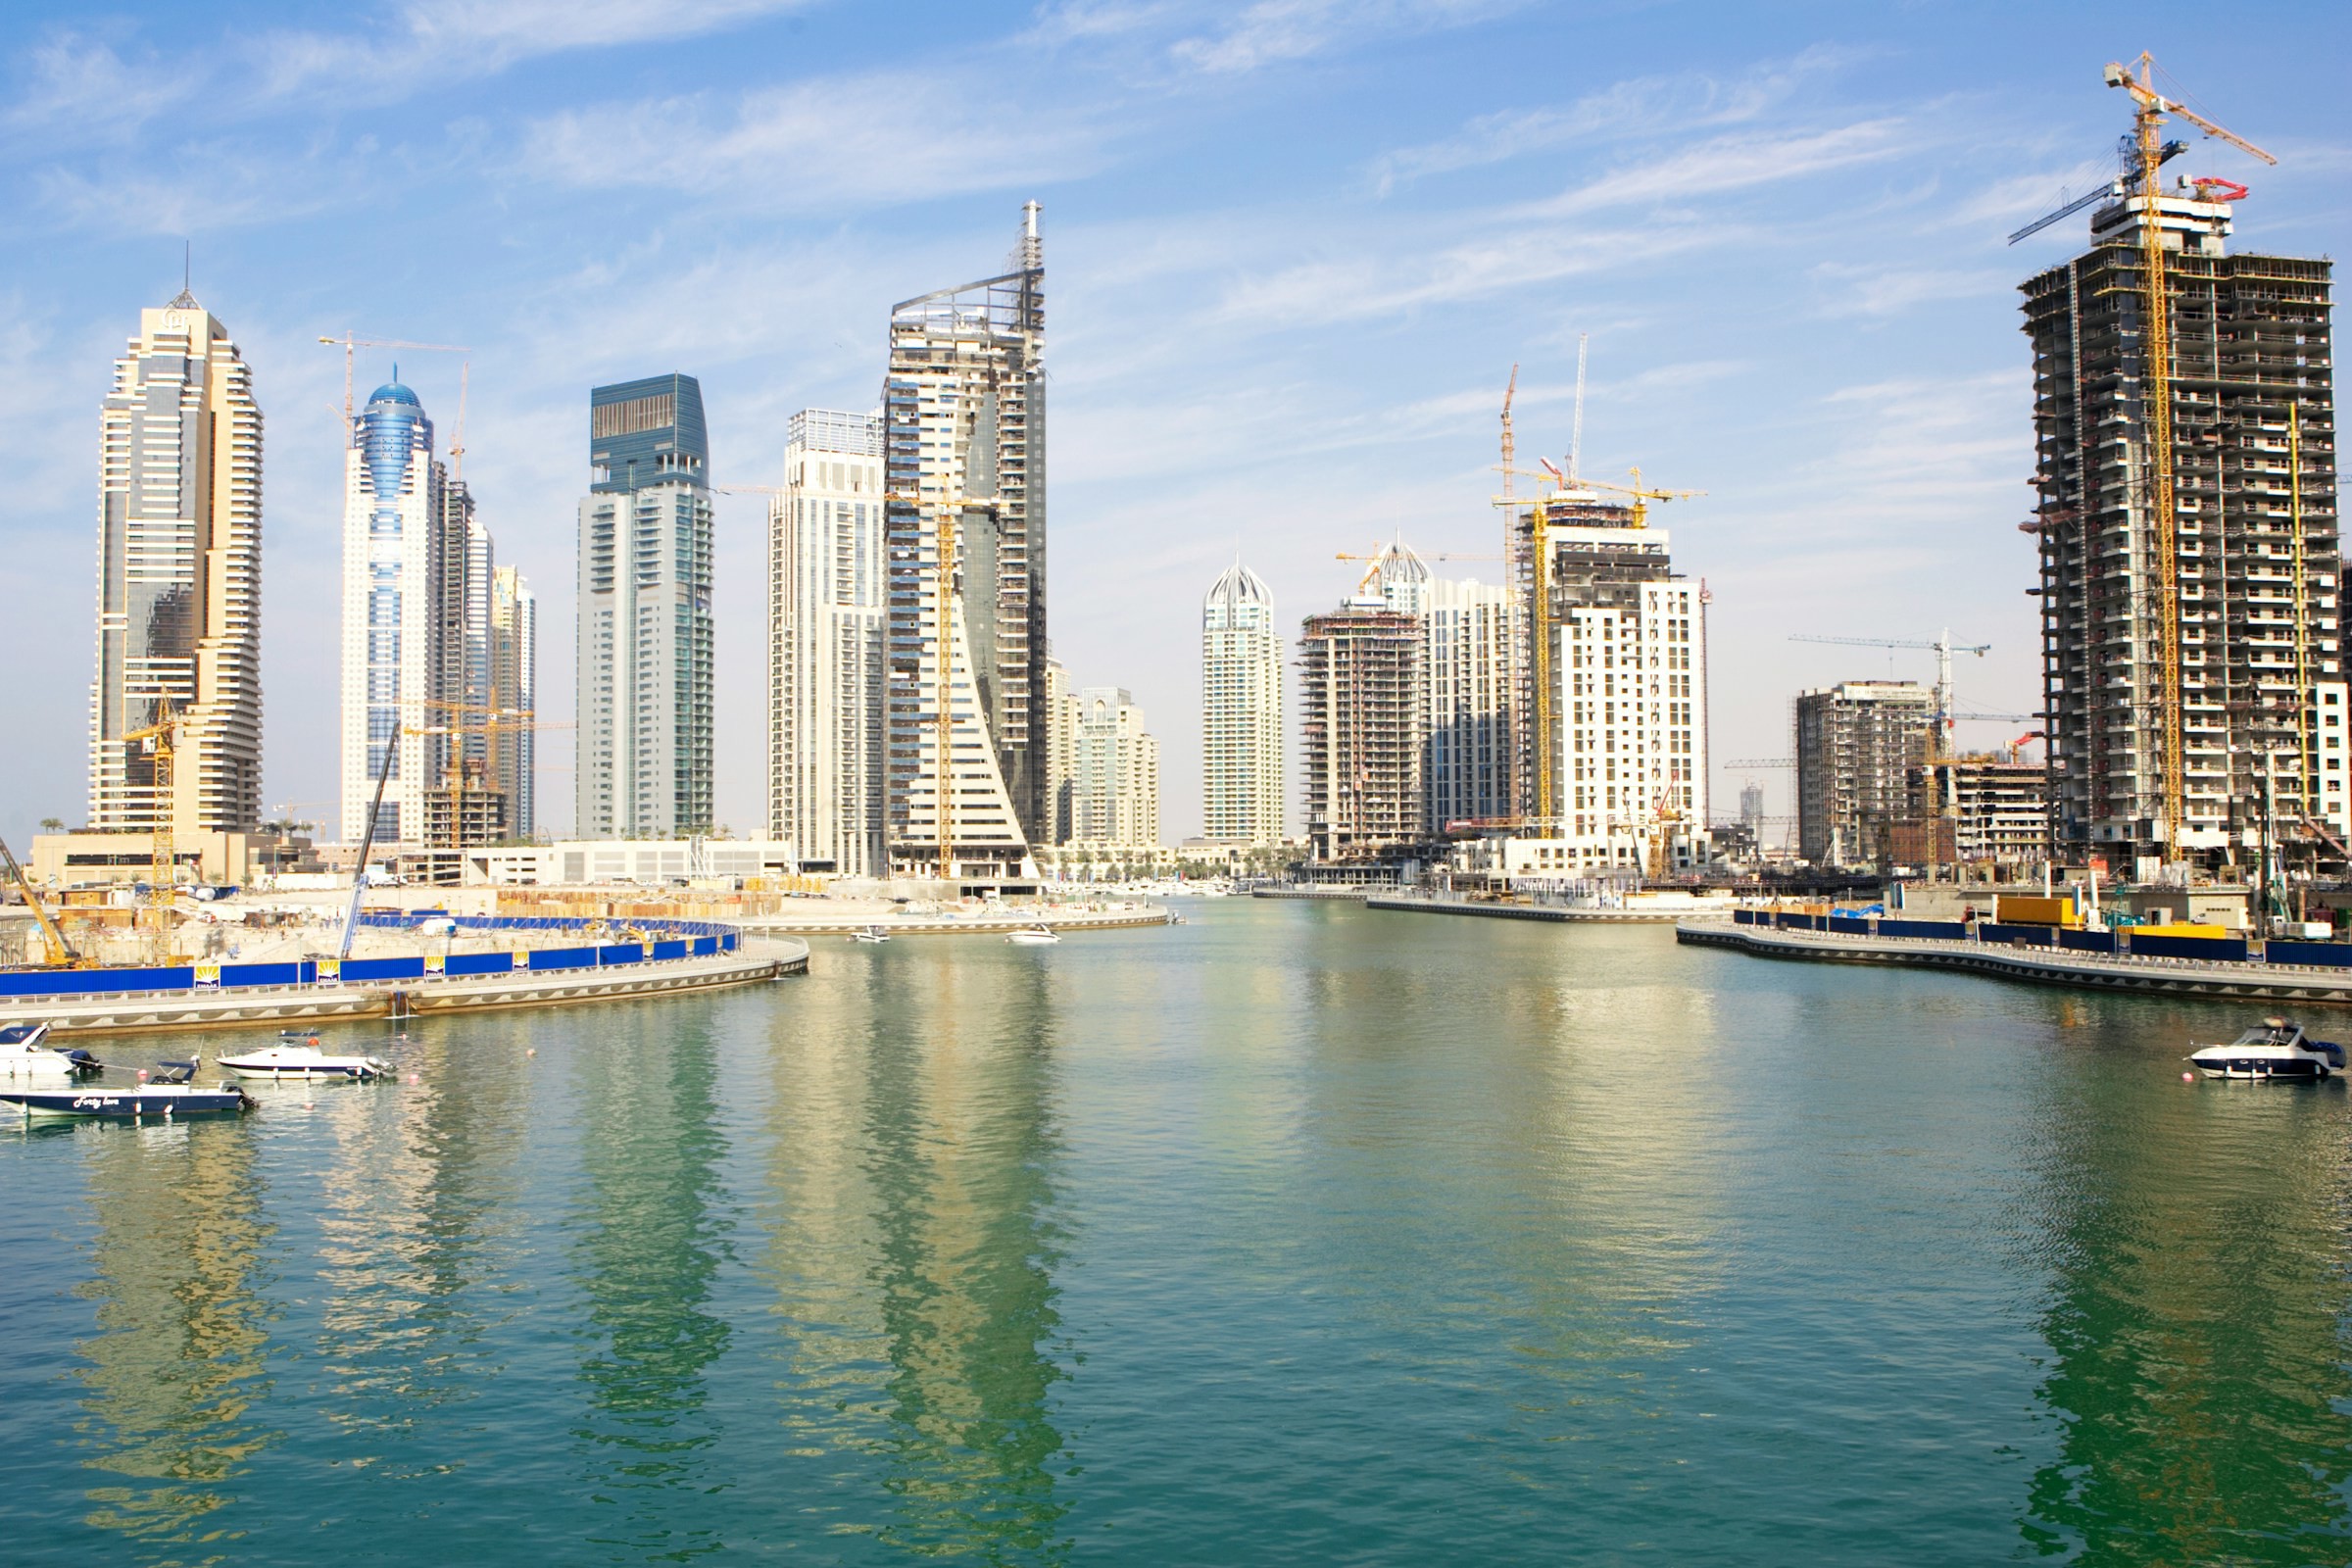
[1678,918,2352,1004]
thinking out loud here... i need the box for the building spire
[167,239,200,310]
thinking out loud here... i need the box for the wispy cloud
[1809,262,2013,318]
[518,70,1112,212]
[1365,46,1878,196]
[1171,0,1528,74]
[2,28,198,150]
[1529,119,1915,215]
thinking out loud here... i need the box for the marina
[6,900,2352,1563]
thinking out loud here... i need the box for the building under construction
[2023,169,2343,867]
[1298,605,1423,863]
[1898,754,2050,873]
[1795,681,1934,870]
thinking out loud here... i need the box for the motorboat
[1005,926,1060,946]
[218,1031,393,1082]
[0,1023,102,1081]
[0,1058,257,1119]
[851,926,891,945]
[2187,1019,2346,1081]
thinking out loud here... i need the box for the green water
[4,900,2350,1563]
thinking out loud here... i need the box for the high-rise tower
[884,203,1047,882]
[2024,184,2344,861]
[491,564,537,841]
[769,409,886,874]
[89,289,264,837]
[576,373,713,839]
[1201,560,1285,846]
[338,378,441,846]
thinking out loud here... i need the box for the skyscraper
[1072,687,1160,848]
[339,377,441,846]
[1201,560,1284,846]
[1299,596,1423,865]
[1794,680,1934,869]
[491,564,537,841]
[1421,576,1519,835]
[1044,656,1077,845]
[885,203,1047,882]
[1523,491,1708,870]
[576,373,713,840]
[89,288,264,838]
[437,470,493,764]
[769,409,886,875]
[2023,182,2344,862]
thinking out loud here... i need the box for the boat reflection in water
[2018,1003,2352,1559]
[73,1117,276,1547]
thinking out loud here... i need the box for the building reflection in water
[566,1009,733,1557]
[753,943,1074,1558]
[303,1018,531,1462]
[2017,1038,2352,1559]
[74,1119,277,1547]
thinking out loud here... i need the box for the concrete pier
[5,939,808,1038]
[1678,918,2352,1004]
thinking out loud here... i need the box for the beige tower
[89,290,264,836]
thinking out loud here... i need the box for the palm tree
[37,817,63,833]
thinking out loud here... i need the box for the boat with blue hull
[2187,1020,2346,1081]
[0,1059,256,1119]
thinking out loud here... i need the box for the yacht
[0,1023,101,1081]
[218,1031,393,1082]
[1005,925,1060,946]
[2187,1019,2346,1081]
[851,926,891,945]
[0,1058,257,1119]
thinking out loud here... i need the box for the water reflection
[2020,1028,2352,1561]
[859,949,1072,1560]
[569,1010,733,1557]
[304,1020,532,1464]
[74,1120,277,1550]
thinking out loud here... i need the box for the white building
[885,205,1046,882]
[1045,656,1078,844]
[1073,687,1160,849]
[1201,561,1284,846]
[768,409,887,875]
[458,838,798,887]
[339,378,442,846]
[576,374,713,839]
[1422,576,1519,834]
[490,564,537,840]
[90,288,264,838]
[1541,506,1708,871]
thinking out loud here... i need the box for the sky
[1,0,2346,851]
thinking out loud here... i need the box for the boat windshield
[2230,1027,2299,1047]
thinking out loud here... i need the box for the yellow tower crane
[2102,53,2275,857]
[121,698,181,960]
[0,835,82,967]
[318,332,471,420]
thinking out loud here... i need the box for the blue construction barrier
[2127,933,2248,963]
[1735,908,1760,925]
[2264,939,2352,968]
[1979,923,2057,948]
[1878,919,1966,941]
[0,964,198,999]
[1827,915,1874,936]
[2059,929,2117,955]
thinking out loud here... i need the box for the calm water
[4,899,2351,1564]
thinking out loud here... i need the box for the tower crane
[1789,632,1989,760]
[317,332,470,420]
[2102,54,2274,857]
[412,699,570,851]
[121,698,181,960]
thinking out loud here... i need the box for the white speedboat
[851,926,891,945]
[0,1023,102,1081]
[218,1031,393,1083]
[2187,1019,2346,1081]
[1005,925,1060,946]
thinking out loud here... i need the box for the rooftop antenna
[451,361,468,481]
[1568,332,1589,484]
[182,240,190,295]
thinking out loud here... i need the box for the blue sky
[2,0,2345,848]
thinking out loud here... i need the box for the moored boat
[2187,1019,2345,1081]
[218,1031,392,1083]
[1005,925,1060,946]
[0,1023,102,1081]
[0,1058,257,1119]
[851,926,891,945]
